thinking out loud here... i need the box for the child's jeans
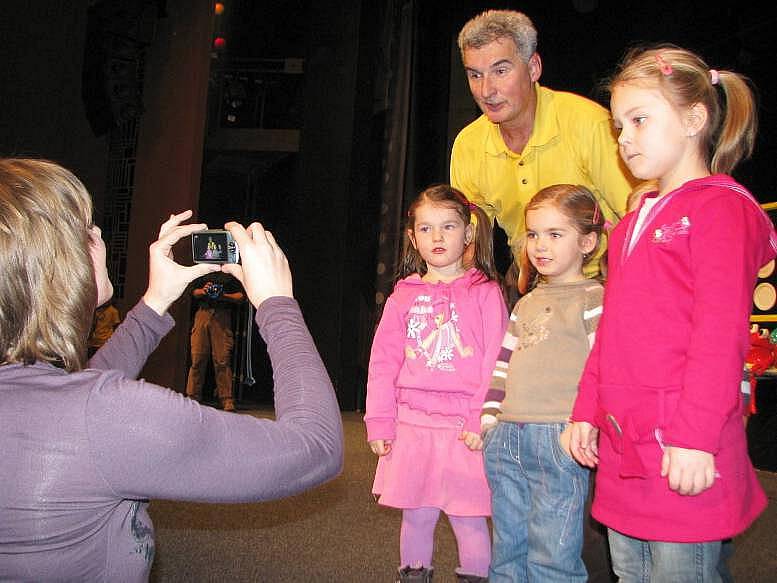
[483,421,589,582]
[608,529,722,582]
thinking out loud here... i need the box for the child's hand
[570,421,599,468]
[369,439,392,456]
[559,424,573,458]
[480,420,497,440]
[660,446,716,496]
[460,430,484,450]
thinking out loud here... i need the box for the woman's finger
[158,210,194,239]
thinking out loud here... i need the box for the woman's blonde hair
[609,43,757,175]
[0,158,96,371]
[518,184,606,294]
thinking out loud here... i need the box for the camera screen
[192,231,231,264]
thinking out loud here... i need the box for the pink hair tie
[709,69,720,85]
[655,54,672,76]
[603,219,614,232]
[464,201,479,228]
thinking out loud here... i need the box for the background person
[87,299,121,358]
[185,272,245,411]
[0,158,343,582]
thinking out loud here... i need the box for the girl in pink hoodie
[365,184,508,583]
[570,44,777,581]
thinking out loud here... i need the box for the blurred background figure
[87,300,122,358]
[185,272,245,411]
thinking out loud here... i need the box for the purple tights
[400,507,490,577]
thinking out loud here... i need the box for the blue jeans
[483,422,589,582]
[608,529,722,582]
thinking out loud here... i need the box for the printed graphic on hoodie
[404,294,473,371]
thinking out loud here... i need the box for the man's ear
[528,52,542,83]
[686,102,709,137]
[407,228,418,249]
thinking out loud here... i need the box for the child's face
[525,204,596,285]
[409,203,472,278]
[611,82,702,190]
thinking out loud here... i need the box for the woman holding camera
[0,158,343,581]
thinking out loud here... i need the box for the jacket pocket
[596,383,682,478]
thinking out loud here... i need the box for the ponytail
[610,44,758,175]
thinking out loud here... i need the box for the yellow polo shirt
[450,83,636,275]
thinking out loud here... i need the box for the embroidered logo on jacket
[652,216,691,244]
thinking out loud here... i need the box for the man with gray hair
[450,9,636,280]
[451,9,627,582]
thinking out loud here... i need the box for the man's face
[462,37,540,129]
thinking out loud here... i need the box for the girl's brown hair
[609,43,757,175]
[398,184,499,281]
[518,184,605,294]
[0,158,97,371]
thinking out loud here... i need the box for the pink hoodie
[365,269,507,440]
[572,175,777,542]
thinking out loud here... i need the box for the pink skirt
[372,404,491,516]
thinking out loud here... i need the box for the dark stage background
[1,1,776,422]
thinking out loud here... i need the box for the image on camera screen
[192,231,230,264]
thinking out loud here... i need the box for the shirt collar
[485,83,558,157]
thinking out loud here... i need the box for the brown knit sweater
[482,279,603,426]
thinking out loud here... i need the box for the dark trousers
[185,307,234,401]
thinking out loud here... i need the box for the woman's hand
[570,421,599,468]
[369,439,392,456]
[221,221,293,308]
[142,211,220,315]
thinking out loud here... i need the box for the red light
[214,37,226,50]
[215,2,225,15]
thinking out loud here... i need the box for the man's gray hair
[458,10,537,63]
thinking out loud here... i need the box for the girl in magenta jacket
[570,44,777,581]
[365,184,508,583]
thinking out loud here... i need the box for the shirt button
[521,178,528,184]
[518,161,524,166]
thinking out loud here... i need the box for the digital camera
[191,229,240,264]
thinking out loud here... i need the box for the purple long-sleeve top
[0,297,343,581]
